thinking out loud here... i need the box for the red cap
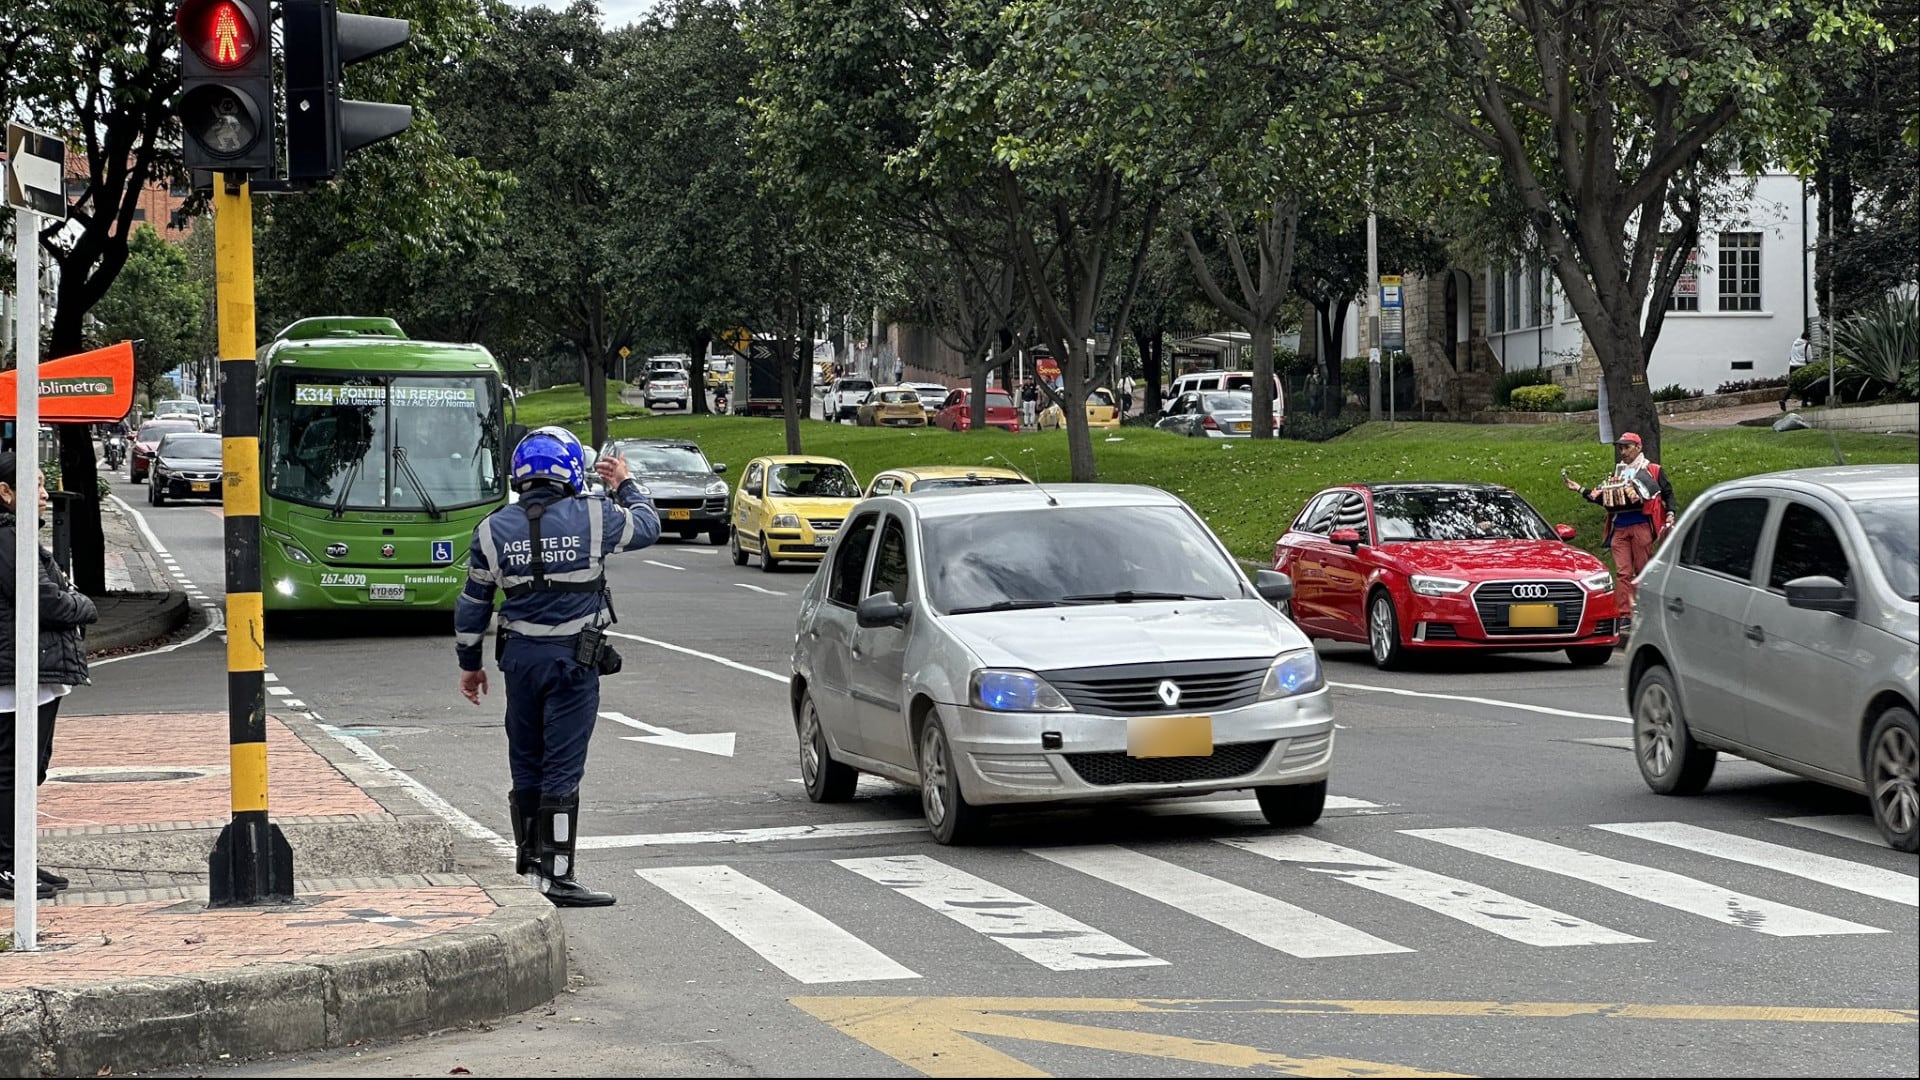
[1616,432,1642,446]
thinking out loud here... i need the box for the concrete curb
[82,591,191,656]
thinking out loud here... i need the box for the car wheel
[729,528,748,565]
[1255,779,1326,828]
[1367,590,1406,671]
[1866,706,1919,853]
[150,482,164,506]
[1632,665,1716,795]
[759,534,778,572]
[707,525,729,546]
[798,690,858,802]
[1566,645,1613,667]
[919,713,986,845]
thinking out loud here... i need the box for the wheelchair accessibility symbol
[431,541,454,564]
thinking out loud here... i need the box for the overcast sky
[501,0,661,29]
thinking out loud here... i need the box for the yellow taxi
[1037,387,1123,431]
[854,386,930,427]
[730,456,864,571]
[862,464,1033,498]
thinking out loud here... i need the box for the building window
[1524,266,1543,327]
[1718,232,1761,312]
[131,207,146,222]
[1665,244,1701,312]
[1490,269,1507,334]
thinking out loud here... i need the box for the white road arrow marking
[600,710,736,757]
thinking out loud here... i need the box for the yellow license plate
[1508,603,1559,628]
[1233,421,1250,431]
[191,482,211,492]
[667,508,692,520]
[1127,714,1213,759]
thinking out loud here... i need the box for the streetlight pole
[1365,146,1381,421]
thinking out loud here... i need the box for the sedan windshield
[1855,496,1919,601]
[159,434,221,458]
[138,421,198,443]
[769,463,860,498]
[921,505,1246,614]
[1372,487,1555,542]
[620,445,710,473]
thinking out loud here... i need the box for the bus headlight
[282,544,314,564]
[274,578,295,596]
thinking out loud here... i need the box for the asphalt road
[88,465,1918,1080]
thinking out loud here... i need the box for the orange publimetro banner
[0,341,136,421]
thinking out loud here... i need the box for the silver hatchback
[1626,465,1919,850]
[789,484,1333,844]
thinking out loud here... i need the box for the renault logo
[1511,584,1550,599]
[1157,680,1182,708]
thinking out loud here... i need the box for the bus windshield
[266,371,505,513]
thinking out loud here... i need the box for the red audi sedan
[931,388,1021,433]
[1273,482,1623,669]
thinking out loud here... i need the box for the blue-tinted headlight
[1260,649,1324,699]
[970,669,1071,712]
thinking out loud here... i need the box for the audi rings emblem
[1510,583,1551,599]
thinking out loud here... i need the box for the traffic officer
[455,426,659,907]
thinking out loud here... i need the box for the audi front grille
[1470,579,1586,637]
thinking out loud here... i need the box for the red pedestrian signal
[177,0,258,69]
[175,0,273,172]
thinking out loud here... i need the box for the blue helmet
[511,425,587,494]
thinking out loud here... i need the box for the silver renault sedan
[789,483,1333,844]
[1625,464,1919,851]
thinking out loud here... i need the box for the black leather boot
[508,789,540,882]
[536,792,615,908]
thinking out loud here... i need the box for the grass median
[580,412,1917,563]
[513,381,640,429]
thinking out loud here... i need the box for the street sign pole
[206,173,293,906]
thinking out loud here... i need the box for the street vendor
[1562,432,1677,627]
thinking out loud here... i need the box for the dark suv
[596,438,731,544]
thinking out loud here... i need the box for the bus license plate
[191,482,211,493]
[369,584,406,601]
[667,508,692,520]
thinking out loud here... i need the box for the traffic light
[176,0,274,172]
[284,0,414,182]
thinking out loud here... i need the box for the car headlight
[281,543,314,565]
[1580,570,1614,593]
[971,669,1072,712]
[706,480,729,496]
[1409,575,1471,596]
[770,513,801,530]
[1259,648,1325,699]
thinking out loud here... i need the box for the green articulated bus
[259,317,522,612]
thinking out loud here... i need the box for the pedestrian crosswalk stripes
[1593,821,1918,906]
[836,854,1168,971]
[1406,827,1887,937]
[1775,814,1892,848]
[632,819,1915,985]
[1221,834,1647,947]
[1031,844,1413,958]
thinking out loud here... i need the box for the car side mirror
[713,462,728,474]
[857,591,910,629]
[745,483,762,497]
[1783,575,1854,615]
[1555,523,1577,540]
[1254,569,1294,603]
[1329,527,1362,551]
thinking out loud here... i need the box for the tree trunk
[780,345,803,454]
[970,362,989,431]
[687,330,711,416]
[1592,315,1661,461]
[1062,340,1096,481]
[46,320,106,595]
[1138,323,1163,420]
[1249,321,1277,438]
[1318,297,1349,418]
[585,343,609,450]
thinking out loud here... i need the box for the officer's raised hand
[595,454,630,489]
[460,668,488,705]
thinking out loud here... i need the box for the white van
[1166,371,1285,422]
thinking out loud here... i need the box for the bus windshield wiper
[1058,590,1223,603]
[329,456,364,519]
[393,445,441,519]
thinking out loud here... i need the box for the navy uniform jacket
[454,480,660,671]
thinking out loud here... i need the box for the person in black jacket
[0,451,98,900]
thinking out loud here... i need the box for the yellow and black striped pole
[208,173,293,906]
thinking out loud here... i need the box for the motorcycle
[712,388,730,414]
[103,431,126,469]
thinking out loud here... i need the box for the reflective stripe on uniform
[497,564,604,590]
[589,495,606,560]
[502,610,606,638]
[474,521,503,580]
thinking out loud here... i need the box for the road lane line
[1595,821,1916,906]
[317,725,513,856]
[605,631,787,684]
[635,864,920,984]
[1328,680,1631,723]
[1222,835,1645,947]
[1407,827,1886,936]
[582,820,926,849]
[1773,815,1891,849]
[1032,845,1411,958]
[838,854,1167,971]
[734,583,787,596]
[109,494,170,555]
[89,602,226,666]
[643,559,686,571]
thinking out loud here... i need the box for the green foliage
[1277,413,1363,443]
[88,227,206,403]
[584,416,1917,562]
[1560,397,1600,413]
[1508,383,1568,411]
[1341,356,1371,390]
[513,382,640,430]
[1715,377,1789,395]
[1653,384,1705,402]
[1834,296,1919,400]
[1491,367,1553,407]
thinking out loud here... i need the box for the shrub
[1491,366,1554,407]
[1559,396,1599,413]
[1341,356,1371,390]
[1834,296,1918,401]
[1715,376,1789,395]
[1652,383,1703,402]
[1278,412,1362,442]
[1508,383,1567,411]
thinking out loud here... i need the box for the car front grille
[1039,657,1273,716]
[1594,618,1617,636]
[807,518,842,531]
[1064,740,1276,786]
[168,470,220,482]
[1471,580,1585,637]
[1419,622,1460,641]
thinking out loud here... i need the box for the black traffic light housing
[176,0,274,173]
[284,0,414,182]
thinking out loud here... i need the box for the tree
[1396,0,1887,460]
[1291,208,1449,417]
[1816,0,1919,320]
[88,226,208,405]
